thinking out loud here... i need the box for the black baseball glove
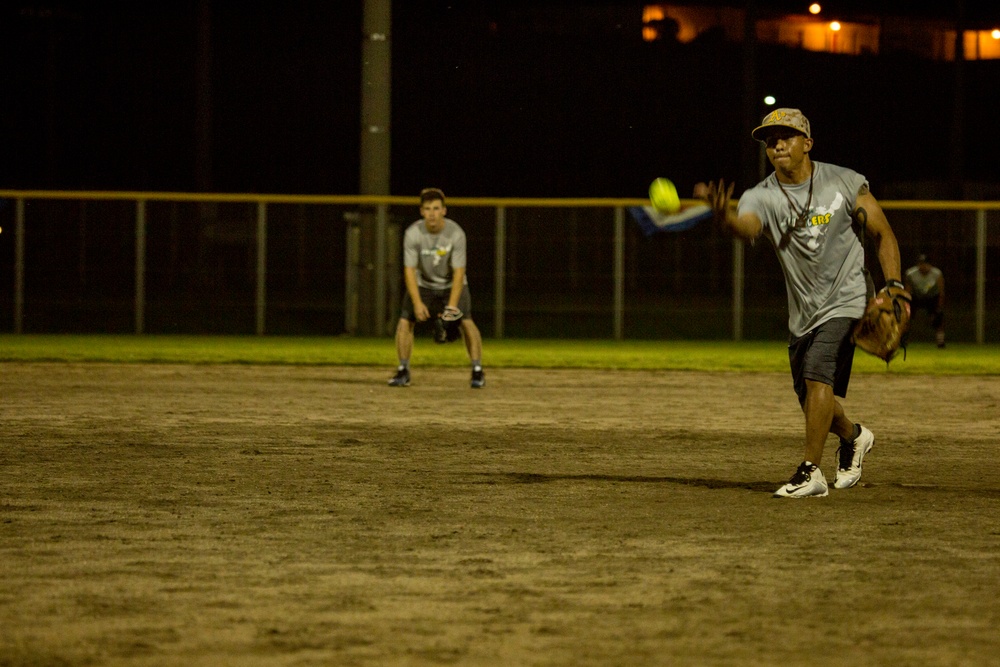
[433,306,463,344]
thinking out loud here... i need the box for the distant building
[642,3,1000,60]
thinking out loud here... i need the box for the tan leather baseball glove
[852,285,912,362]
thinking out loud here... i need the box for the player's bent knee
[395,318,414,336]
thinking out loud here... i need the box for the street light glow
[809,4,822,14]
[830,21,841,32]
[764,95,776,105]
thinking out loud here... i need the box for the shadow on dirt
[475,472,778,493]
[475,473,1000,498]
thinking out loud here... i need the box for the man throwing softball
[703,108,907,498]
[388,188,485,388]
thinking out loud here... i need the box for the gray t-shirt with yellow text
[402,218,469,289]
[738,161,868,337]
[905,265,942,299]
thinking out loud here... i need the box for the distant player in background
[703,108,907,498]
[388,188,485,388]
[905,254,946,348]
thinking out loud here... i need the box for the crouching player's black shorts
[399,285,472,322]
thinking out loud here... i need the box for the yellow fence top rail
[3,189,1000,210]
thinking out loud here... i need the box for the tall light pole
[195,0,213,193]
[734,0,760,342]
[350,0,392,335]
[360,0,391,197]
[950,0,965,198]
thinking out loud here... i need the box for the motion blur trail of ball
[629,178,712,237]
[649,177,681,214]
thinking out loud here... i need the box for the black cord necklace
[776,163,814,228]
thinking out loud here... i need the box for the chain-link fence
[1,192,997,342]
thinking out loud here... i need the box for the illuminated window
[642,4,999,60]
[963,29,1000,59]
[642,5,665,41]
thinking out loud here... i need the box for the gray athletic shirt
[905,265,942,299]
[402,218,468,289]
[738,161,868,337]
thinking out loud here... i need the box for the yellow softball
[649,177,681,214]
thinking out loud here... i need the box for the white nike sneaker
[834,425,874,489]
[773,462,829,498]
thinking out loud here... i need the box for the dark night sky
[4,0,1000,198]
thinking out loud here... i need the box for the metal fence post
[613,206,624,341]
[976,208,986,345]
[375,203,387,335]
[256,201,267,335]
[494,206,506,339]
[345,223,360,335]
[732,237,744,341]
[135,200,146,334]
[14,198,25,334]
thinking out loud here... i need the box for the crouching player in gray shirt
[388,188,485,389]
[703,108,906,498]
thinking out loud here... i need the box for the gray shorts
[399,285,473,322]
[788,317,857,407]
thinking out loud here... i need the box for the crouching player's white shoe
[834,425,874,489]
[773,462,829,498]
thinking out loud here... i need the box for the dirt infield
[2,363,999,666]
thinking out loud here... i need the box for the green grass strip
[2,334,998,374]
